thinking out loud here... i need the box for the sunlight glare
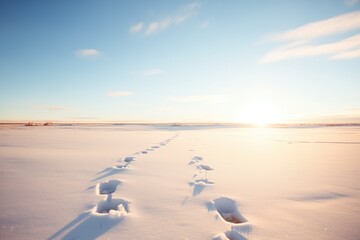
[238,99,282,126]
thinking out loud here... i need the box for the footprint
[97,180,121,195]
[197,164,214,179]
[194,178,214,185]
[94,195,129,216]
[197,164,213,171]
[114,164,129,169]
[151,146,159,149]
[189,179,215,196]
[116,157,135,168]
[212,197,247,224]
[122,156,135,163]
[188,160,196,165]
[188,156,203,165]
[141,151,148,154]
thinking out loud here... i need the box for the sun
[237,99,282,126]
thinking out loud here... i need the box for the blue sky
[1,0,360,123]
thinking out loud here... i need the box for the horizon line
[1,121,359,126]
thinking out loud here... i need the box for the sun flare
[237,100,282,126]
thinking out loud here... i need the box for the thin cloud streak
[130,2,201,36]
[260,34,360,63]
[345,0,359,6]
[145,19,172,35]
[130,22,144,33]
[271,11,360,42]
[261,11,360,63]
[75,49,100,57]
[329,48,360,60]
[107,91,133,97]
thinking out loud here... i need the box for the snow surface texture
[0,125,360,239]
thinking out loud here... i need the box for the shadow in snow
[231,224,252,236]
[92,167,126,182]
[192,184,205,196]
[290,192,349,202]
[0,144,24,148]
[96,167,113,175]
[181,196,189,206]
[212,231,248,240]
[47,212,124,240]
[212,222,252,240]
[48,196,129,240]
[84,185,96,191]
[182,179,215,205]
[48,212,88,240]
[206,201,217,212]
[189,179,214,196]
[225,230,248,240]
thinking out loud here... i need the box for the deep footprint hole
[221,213,243,224]
[96,198,129,214]
[123,157,135,163]
[213,197,247,224]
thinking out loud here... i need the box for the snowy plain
[0,124,359,239]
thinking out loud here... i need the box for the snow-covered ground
[0,125,359,239]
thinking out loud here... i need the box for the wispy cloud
[261,34,360,63]
[329,48,360,60]
[345,0,359,6]
[130,22,144,33]
[107,91,133,97]
[271,11,360,42]
[261,11,360,63]
[170,94,229,103]
[75,49,100,58]
[130,2,201,36]
[141,68,163,77]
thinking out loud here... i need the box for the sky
[0,0,360,123]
